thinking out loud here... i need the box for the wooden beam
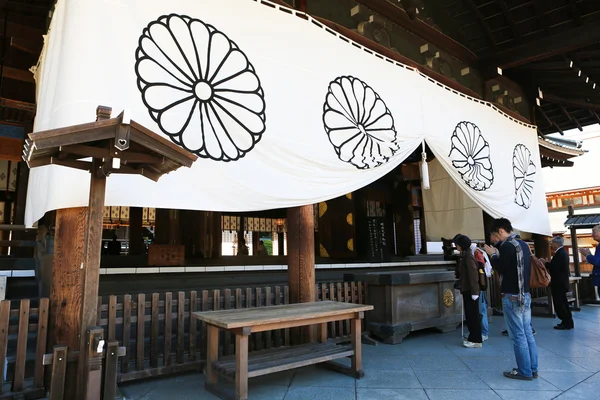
[76,157,107,399]
[533,0,549,34]
[559,105,583,131]
[1,66,34,82]
[543,92,600,112]
[353,0,478,64]
[59,144,164,164]
[484,22,600,69]
[0,19,44,41]
[10,36,42,54]
[1,98,35,114]
[570,0,581,26]
[498,0,520,42]
[464,0,497,50]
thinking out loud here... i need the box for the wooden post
[128,207,144,255]
[76,157,107,398]
[533,234,551,259]
[84,327,104,400]
[568,205,581,277]
[287,205,315,343]
[48,207,88,399]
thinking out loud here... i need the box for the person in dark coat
[454,234,483,348]
[541,236,573,330]
[579,224,600,301]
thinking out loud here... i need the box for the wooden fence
[0,298,49,400]
[96,281,367,383]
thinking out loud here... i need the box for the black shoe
[502,330,509,336]
[554,324,566,330]
[504,370,533,380]
[532,328,537,335]
[514,368,537,379]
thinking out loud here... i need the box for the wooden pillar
[211,212,222,259]
[155,209,180,245]
[287,205,315,343]
[287,206,315,303]
[533,234,551,259]
[48,207,88,400]
[128,207,144,255]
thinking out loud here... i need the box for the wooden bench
[532,277,582,317]
[192,300,373,400]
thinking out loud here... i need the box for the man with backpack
[483,218,539,381]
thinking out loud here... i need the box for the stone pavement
[120,305,600,399]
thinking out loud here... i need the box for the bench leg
[318,323,327,343]
[351,317,363,378]
[206,325,219,386]
[235,333,249,400]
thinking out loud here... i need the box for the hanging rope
[420,141,430,190]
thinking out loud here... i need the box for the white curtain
[422,159,484,241]
[25,0,551,236]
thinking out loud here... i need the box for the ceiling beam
[2,65,33,82]
[10,36,42,54]
[497,0,520,43]
[533,0,549,34]
[570,0,581,26]
[464,0,497,51]
[543,92,600,112]
[0,18,44,41]
[515,61,570,70]
[485,22,600,69]
[559,105,583,131]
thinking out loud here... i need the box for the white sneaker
[482,335,489,341]
[463,340,482,348]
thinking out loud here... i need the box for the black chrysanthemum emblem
[135,14,266,161]
[448,121,494,191]
[513,144,536,209]
[323,76,400,169]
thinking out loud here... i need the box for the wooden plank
[97,296,103,326]
[284,286,290,346]
[1,66,34,83]
[177,292,185,364]
[34,298,49,388]
[343,282,350,335]
[42,347,126,365]
[136,294,145,371]
[108,296,117,341]
[223,289,231,356]
[164,292,173,366]
[265,287,272,349]
[151,293,159,368]
[189,291,197,362]
[121,294,132,373]
[0,300,9,395]
[11,299,29,392]
[201,290,208,361]
[336,283,343,336]
[328,284,336,338]
[102,341,119,400]
[274,286,282,347]
[49,345,68,400]
[117,361,204,383]
[351,317,362,375]
[256,287,263,351]
[194,301,372,330]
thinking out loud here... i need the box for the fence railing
[0,298,49,399]
[95,281,367,383]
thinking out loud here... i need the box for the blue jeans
[503,293,538,377]
[480,290,488,336]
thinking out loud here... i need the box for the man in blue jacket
[579,224,600,301]
[484,218,538,381]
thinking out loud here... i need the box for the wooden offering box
[148,244,185,266]
[345,269,462,344]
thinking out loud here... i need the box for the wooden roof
[23,106,197,181]
[420,0,600,135]
[564,214,600,229]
